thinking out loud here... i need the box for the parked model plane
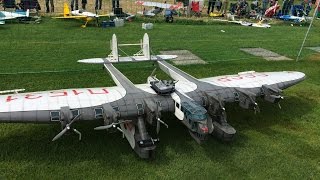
[278,14,312,23]
[135,0,183,16]
[52,3,109,27]
[0,34,305,159]
[0,9,29,25]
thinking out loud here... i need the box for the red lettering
[88,89,109,94]
[50,91,67,97]
[25,94,42,99]
[217,77,231,82]
[6,96,18,102]
[72,90,83,95]
[231,75,243,80]
[245,74,256,78]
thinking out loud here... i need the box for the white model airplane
[53,3,109,27]
[0,9,30,25]
[278,15,312,24]
[0,33,305,159]
[135,0,183,16]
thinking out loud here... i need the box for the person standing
[216,0,222,11]
[71,0,78,11]
[222,0,229,15]
[95,0,102,10]
[45,0,54,13]
[82,0,87,9]
[262,0,269,13]
[207,0,216,14]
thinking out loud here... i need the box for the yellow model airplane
[53,3,110,28]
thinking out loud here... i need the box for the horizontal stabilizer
[78,33,177,64]
[78,55,177,64]
[0,89,25,94]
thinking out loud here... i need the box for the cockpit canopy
[181,101,207,121]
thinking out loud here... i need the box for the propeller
[95,9,100,27]
[154,101,168,134]
[156,117,168,134]
[150,68,157,77]
[270,95,284,109]
[94,120,132,130]
[52,114,82,141]
[253,102,260,114]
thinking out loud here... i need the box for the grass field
[0,17,320,179]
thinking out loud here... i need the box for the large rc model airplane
[0,34,305,159]
[0,9,30,25]
[52,3,109,27]
[135,0,183,16]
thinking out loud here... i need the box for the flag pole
[296,1,320,62]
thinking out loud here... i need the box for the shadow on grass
[0,96,315,171]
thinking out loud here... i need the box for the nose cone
[200,126,209,134]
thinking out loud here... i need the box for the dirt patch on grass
[305,53,320,61]
[160,50,207,65]
[240,48,292,61]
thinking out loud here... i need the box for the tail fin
[26,9,30,17]
[108,34,119,62]
[142,33,150,60]
[63,3,70,17]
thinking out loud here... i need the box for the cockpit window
[94,108,103,119]
[50,111,60,121]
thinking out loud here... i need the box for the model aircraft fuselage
[0,10,30,24]
[71,10,98,18]
[52,3,109,28]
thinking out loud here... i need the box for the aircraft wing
[52,15,87,19]
[98,14,110,17]
[136,1,183,9]
[157,60,305,105]
[0,87,126,114]
[78,55,177,64]
[199,71,305,98]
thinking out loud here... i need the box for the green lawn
[0,17,320,179]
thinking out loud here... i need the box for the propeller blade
[94,124,114,130]
[94,120,132,130]
[157,118,168,128]
[254,103,260,114]
[52,127,68,141]
[156,119,160,134]
[150,68,157,77]
[73,128,82,141]
[69,114,81,125]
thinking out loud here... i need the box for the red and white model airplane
[135,1,183,16]
[0,34,305,159]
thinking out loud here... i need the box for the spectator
[216,0,222,11]
[45,0,54,12]
[71,0,78,11]
[221,0,229,15]
[81,0,86,9]
[207,0,216,14]
[262,0,269,13]
[95,0,102,10]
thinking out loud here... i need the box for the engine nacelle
[235,88,259,111]
[261,85,283,103]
